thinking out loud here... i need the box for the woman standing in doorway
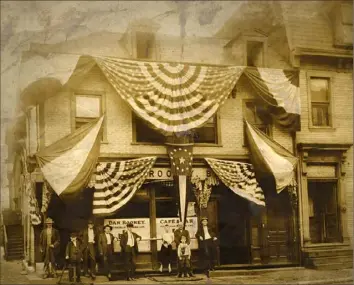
[159,224,174,273]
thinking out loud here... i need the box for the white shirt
[105,233,111,245]
[88,229,95,243]
[203,226,211,240]
[73,240,77,247]
[127,231,135,247]
[162,232,174,245]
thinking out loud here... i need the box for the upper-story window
[133,113,219,145]
[72,92,106,141]
[243,100,272,145]
[309,77,332,127]
[246,40,265,67]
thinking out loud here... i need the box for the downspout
[291,130,302,266]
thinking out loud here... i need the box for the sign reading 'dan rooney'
[104,218,150,252]
[156,217,199,250]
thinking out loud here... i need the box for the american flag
[167,144,193,227]
[92,157,157,216]
[205,158,265,206]
[167,144,193,176]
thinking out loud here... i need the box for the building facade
[4,0,353,272]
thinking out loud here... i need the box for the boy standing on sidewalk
[65,232,83,283]
[177,235,192,278]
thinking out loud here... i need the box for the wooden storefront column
[300,152,311,245]
[149,187,158,268]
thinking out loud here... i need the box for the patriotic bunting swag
[35,116,104,198]
[167,144,194,228]
[244,120,298,193]
[94,56,245,134]
[205,158,265,206]
[92,157,157,216]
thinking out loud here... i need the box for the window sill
[303,242,349,248]
[309,126,336,132]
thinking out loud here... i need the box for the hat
[127,223,134,228]
[103,224,112,230]
[200,217,208,221]
[45,217,54,224]
[70,232,78,238]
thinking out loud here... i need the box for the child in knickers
[177,235,192,277]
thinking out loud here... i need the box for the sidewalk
[0,257,352,285]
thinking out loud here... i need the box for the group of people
[39,216,218,282]
[158,217,218,278]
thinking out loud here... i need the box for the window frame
[71,89,107,143]
[244,36,267,68]
[307,71,335,130]
[131,112,221,146]
[242,99,273,146]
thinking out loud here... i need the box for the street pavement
[0,259,352,284]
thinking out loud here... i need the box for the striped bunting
[243,67,300,131]
[41,182,53,213]
[92,157,157,216]
[94,56,245,134]
[205,158,265,206]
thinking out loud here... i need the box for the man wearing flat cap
[81,220,98,280]
[196,217,218,277]
[39,217,60,279]
[98,224,117,280]
[120,223,142,281]
[65,232,83,283]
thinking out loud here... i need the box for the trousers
[83,243,96,276]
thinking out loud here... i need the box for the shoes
[177,274,182,278]
[189,273,195,277]
[91,275,96,281]
[126,277,132,281]
[131,277,136,281]
[76,279,81,283]
[206,270,210,278]
[168,264,172,273]
[43,274,48,279]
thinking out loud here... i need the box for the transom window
[309,77,331,127]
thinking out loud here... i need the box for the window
[246,40,264,67]
[133,114,165,144]
[309,77,331,127]
[133,113,218,145]
[243,101,272,145]
[136,31,155,59]
[193,115,218,144]
[72,93,106,141]
[308,181,341,243]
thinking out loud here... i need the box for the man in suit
[65,232,83,283]
[120,223,142,281]
[80,220,97,280]
[39,217,60,279]
[98,224,117,280]
[195,217,218,277]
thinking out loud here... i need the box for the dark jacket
[98,233,115,256]
[39,228,60,255]
[65,240,83,262]
[80,228,98,248]
[120,230,141,253]
[174,229,190,246]
[196,225,217,245]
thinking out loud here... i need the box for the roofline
[293,47,353,58]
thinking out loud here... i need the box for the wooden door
[262,193,293,264]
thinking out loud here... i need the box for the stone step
[313,255,353,265]
[315,262,353,270]
[209,266,304,277]
[27,272,109,284]
[307,249,353,258]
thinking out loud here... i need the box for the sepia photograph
[0,1,353,284]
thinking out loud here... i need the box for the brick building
[3,1,353,273]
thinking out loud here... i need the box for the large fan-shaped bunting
[205,158,265,206]
[94,56,245,134]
